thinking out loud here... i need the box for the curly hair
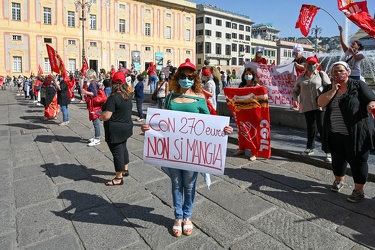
[43,75,53,86]
[169,68,203,94]
[110,83,130,100]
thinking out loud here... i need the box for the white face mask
[256,52,262,57]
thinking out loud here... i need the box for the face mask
[333,72,348,83]
[306,64,317,72]
[160,75,165,79]
[179,79,194,89]
[245,75,253,81]
[256,52,262,57]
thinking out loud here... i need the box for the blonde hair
[86,69,97,81]
[210,66,221,81]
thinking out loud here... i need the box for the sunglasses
[179,74,195,80]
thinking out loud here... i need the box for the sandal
[105,177,123,186]
[172,219,182,237]
[123,169,129,177]
[183,218,193,236]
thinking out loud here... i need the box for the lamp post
[75,1,91,65]
[311,25,322,53]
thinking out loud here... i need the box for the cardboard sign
[143,108,230,175]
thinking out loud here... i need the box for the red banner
[81,58,89,77]
[224,86,271,159]
[338,0,375,38]
[37,65,43,76]
[46,44,60,74]
[295,5,320,37]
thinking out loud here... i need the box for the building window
[12,35,22,41]
[90,41,97,47]
[68,11,75,27]
[205,30,211,36]
[216,32,222,38]
[239,58,244,65]
[271,50,275,56]
[185,29,191,41]
[216,19,222,26]
[186,17,191,22]
[226,21,231,28]
[166,13,171,18]
[145,46,151,51]
[186,50,191,55]
[246,26,251,32]
[239,34,244,40]
[44,58,51,73]
[245,35,250,41]
[119,19,125,33]
[205,17,211,24]
[284,50,288,57]
[231,57,237,66]
[166,48,171,53]
[68,40,76,45]
[43,7,51,24]
[232,43,237,52]
[68,59,76,72]
[196,42,203,53]
[239,24,244,31]
[232,33,237,39]
[225,33,231,39]
[239,45,244,53]
[252,47,255,55]
[44,38,52,43]
[198,58,201,64]
[196,17,203,24]
[225,45,231,55]
[232,23,237,29]
[246,45,250,53]
[119,44,125,49]
[90,0,96,3]
[12,3,21,21]
[13,56,22,72]
[90,14,96,30]
[145,23,151,36]
[145,9,151,14]
[165,26,171,39]
[205,42,211,53]
[215,43,221,54]
[196,30,203,36]
[119,4,125,9]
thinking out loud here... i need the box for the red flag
[46,44,60,74]
[295,5,321,37]
[224,86,271,159]
[338,0,375,39]
[80,58,89,77]
[37,65,43,76]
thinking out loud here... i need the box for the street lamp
[75,1,91,65]
[311,25,322,53]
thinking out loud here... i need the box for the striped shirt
[330,94,349,135]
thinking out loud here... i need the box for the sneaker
[59,122,68,126]
[88,138,95,143]
[37,103,42,106]
[330,181,344,192]
[32,100,38,103]
[301,148,314,155]
[347,189,365,203]
[88,139,100,147]
[249,156,257,161]
[16,93,20,96]
[325,153,332,163]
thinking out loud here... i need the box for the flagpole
[319,7,340,26]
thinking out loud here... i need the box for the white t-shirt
[342,50,364,77]
[204,79,216,109]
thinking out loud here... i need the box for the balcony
[205,53,231,59]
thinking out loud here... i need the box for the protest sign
[143,108,230,175]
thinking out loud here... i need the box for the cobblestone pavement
[1,88,374,250]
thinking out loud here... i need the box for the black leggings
[329,131,369,184]
[107,140,129,172]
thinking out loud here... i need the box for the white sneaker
[37,103,42,106]
[88,138,95,143]
[325,153,332,163]
[16,94,20,96]
[88,139,100,147]
[32,100,38,103]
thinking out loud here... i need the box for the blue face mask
[245,75,253,81]
[179,79,194,89]
[160,75,165,79]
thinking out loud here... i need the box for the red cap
[202,68,211,76]
[178,58,196,71]
[112,72,125,84]
[306,55,319,64]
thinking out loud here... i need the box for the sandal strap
[183,224,193,230]
[172,225,182,231]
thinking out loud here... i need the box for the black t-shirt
[102,93,133,143]
[103,79,111,88]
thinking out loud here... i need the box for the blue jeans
[136,97,144,119]
[92,118,101,138]
[60,105,69,122]
[149,74,158,93]
[104,87,111,97]
[169,169,198,220]
[157,98,165,109]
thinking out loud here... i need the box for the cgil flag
[338,0,375,39]
[295,5,320,37]
[46,44,69,81]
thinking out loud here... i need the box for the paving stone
[193,199,254,248]
[0,202,15,237]
[198,180,274,221]
[16,200,72,247]
[57,180,110,214]
[337,213,375,248]
[14,175,55,208]
[128,161,169,185]
[165,233,225,250]
[145,177,173,207]
[221,165,265,189]
[23,233,83,250]
[13,164,48,181]
[45,162,89,184]
[251,208,356,249]
[71,205,139,250]
[0,232,16,250]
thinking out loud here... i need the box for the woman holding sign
[141,58,233,237]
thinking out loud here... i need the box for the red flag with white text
[224,86,271,159]
[338,0,375,39]
[295,5,320,37]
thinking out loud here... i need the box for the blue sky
[191,0,375,38]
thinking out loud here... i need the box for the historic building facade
[0,0,196,76]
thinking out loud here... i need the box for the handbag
[151,81,165,102]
